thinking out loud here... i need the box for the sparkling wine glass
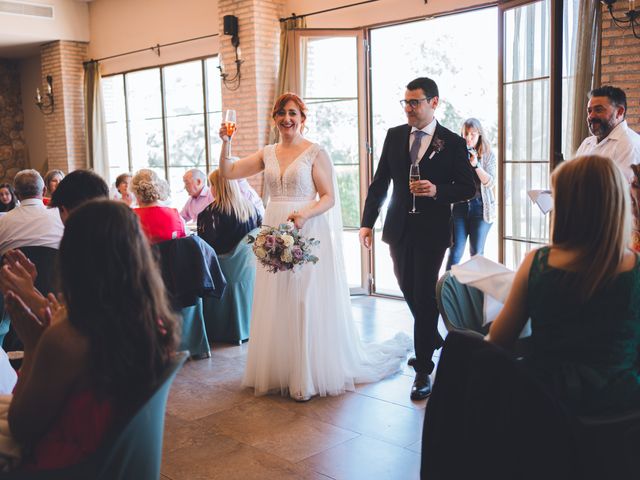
[224,109,236,157]
[409,163,421,214]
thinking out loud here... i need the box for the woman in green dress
[489,154,640,415]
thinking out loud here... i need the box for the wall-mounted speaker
[223,15,238,37]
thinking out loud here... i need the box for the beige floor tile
[355,371,428,409]
[199,400,359,463]
[162,432,329,480]
[300,435,421,480]
[264,391,425,447]
[166,376,253,421]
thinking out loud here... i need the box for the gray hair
[131,169,170,204]
[13,169,45,199]
[185,168,206,183]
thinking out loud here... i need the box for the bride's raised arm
[218,123,265,180]
[287,148,335,228]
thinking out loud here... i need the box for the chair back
[436,271,485,333]
[92,351,188,479]
[0,351,188,480]
[203,230,257,344]
[153,237,217,358]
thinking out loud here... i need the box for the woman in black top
[197,169,261,255]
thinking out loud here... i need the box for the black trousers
[389,233,447,374]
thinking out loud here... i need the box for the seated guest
[488,155,640,415]
[0,170,64,255]
[181,169,212,222]
[132,169,185,244]
[0,183,18,213]
[49,169,110,223]
[181,168,265,222]
[42,170,64,206]
[3,200,177,471]
[197,169,261,255]
[113,172,135,207]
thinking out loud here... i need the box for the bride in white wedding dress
[219,93,411,401]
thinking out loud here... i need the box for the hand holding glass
[224,109,236,156]
[409,163,421,214]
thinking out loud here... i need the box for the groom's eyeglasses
[400,98,431,109]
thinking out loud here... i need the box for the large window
[102,57,222,207]
[296,31,367,292]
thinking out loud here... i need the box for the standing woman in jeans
[446,118,496,269]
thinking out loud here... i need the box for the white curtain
[83,61,110,178]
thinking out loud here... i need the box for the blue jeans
[446,197,492,270]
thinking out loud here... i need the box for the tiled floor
[161,296,441,480]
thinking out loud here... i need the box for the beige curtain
[83,61,110,178]
[568,0,601,157]
[269,16,307,143]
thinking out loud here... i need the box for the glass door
[499,0,551,269]
[369,7,499,296]
[295,30,368,293]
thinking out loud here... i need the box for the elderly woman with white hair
[131,169,185,243]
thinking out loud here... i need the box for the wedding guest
[0,170,64,255]
[42,170,64,206]
[197,169,261,255]
[49,169,110,223]
[446,118,496,269]
[359,77,476,400]
[0,183,18,213]
[131,169,185,244]
[181,168,264,222]
[575,85,640,183]
[3,200,177,471]
[113,172,135,207]
[489,155,640,415]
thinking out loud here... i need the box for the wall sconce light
[219,15,243,91]
[35,75,55,115]
[602,0,640,39]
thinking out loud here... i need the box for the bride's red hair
[271,92,307,123]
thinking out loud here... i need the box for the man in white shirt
[575,85,640,183]
[0,169,64,255]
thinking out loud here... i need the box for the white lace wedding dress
[242,143,412,399]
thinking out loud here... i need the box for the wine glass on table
[224,109,236,157]
[409,163,421,214]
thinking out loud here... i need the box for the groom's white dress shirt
[0,198,64,255]
[409,117,437,164]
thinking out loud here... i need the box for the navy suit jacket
[361,122,477,248]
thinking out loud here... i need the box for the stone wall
[0,59,27,184]
[600,3,640,131]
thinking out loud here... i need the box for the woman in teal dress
[489,155,640,415]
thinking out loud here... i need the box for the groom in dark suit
[359,77,476,400]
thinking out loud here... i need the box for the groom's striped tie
[410,130,426,165]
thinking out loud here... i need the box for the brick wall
[40,41,89,173]
[0,59,27,183]
[218,0,285,195]
[600,3,640,132]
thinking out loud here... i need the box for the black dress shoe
[410,373,432,400]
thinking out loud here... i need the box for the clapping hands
[4,291,51,351]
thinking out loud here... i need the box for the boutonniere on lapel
[429,136,445,160]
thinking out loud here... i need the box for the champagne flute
[409,163,421,214]
[224,109,236,157]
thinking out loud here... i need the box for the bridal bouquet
[248,222,319,273]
